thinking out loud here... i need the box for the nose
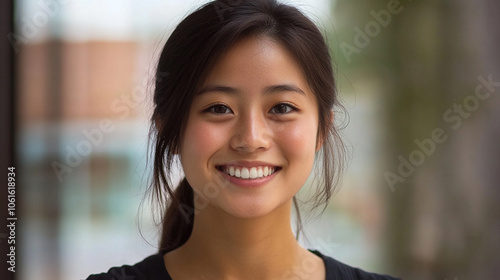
[230,111,271,153]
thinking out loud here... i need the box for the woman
[88,0,400,279]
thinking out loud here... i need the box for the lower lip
[218,168,279,187]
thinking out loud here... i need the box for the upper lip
[216,160,280,168]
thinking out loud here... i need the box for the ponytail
[158,178,194,254]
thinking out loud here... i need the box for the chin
[219,196,290,220]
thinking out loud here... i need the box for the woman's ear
[316,139,323,152]
[316,111,334,152]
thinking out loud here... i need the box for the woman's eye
[207,104,232,114]
[270,103,296,114]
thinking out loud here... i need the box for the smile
[217,165,279,180]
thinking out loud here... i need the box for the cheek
[181,119,226,164]
[275,118,318,162]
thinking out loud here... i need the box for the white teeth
[220,165,277,179]
[241,167,250,179]
[249,167,258,179]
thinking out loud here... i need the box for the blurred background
[2,0,499,279]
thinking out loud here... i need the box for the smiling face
[179,36,320,219]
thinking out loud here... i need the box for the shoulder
[311,250,402,280]
[86,253,169,280]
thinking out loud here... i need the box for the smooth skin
[164,35,326,280]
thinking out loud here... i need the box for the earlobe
[316,133,324,152]
[315,111,333,152]
[316,129,324,152]
[316,140,322,152]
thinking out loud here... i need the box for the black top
[87,250,401,280]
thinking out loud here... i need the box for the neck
[181,198,303,279]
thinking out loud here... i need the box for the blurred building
[18,39,155,280]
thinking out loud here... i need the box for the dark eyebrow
[264,84,305,95]
[196,84,306,95]
[197,85,238,95]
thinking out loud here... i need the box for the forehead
[202,36,311,94]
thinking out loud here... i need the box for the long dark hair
[149,0,345,254]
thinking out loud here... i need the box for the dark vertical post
[0,0,16,280]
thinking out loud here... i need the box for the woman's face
[179,36,320,219]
